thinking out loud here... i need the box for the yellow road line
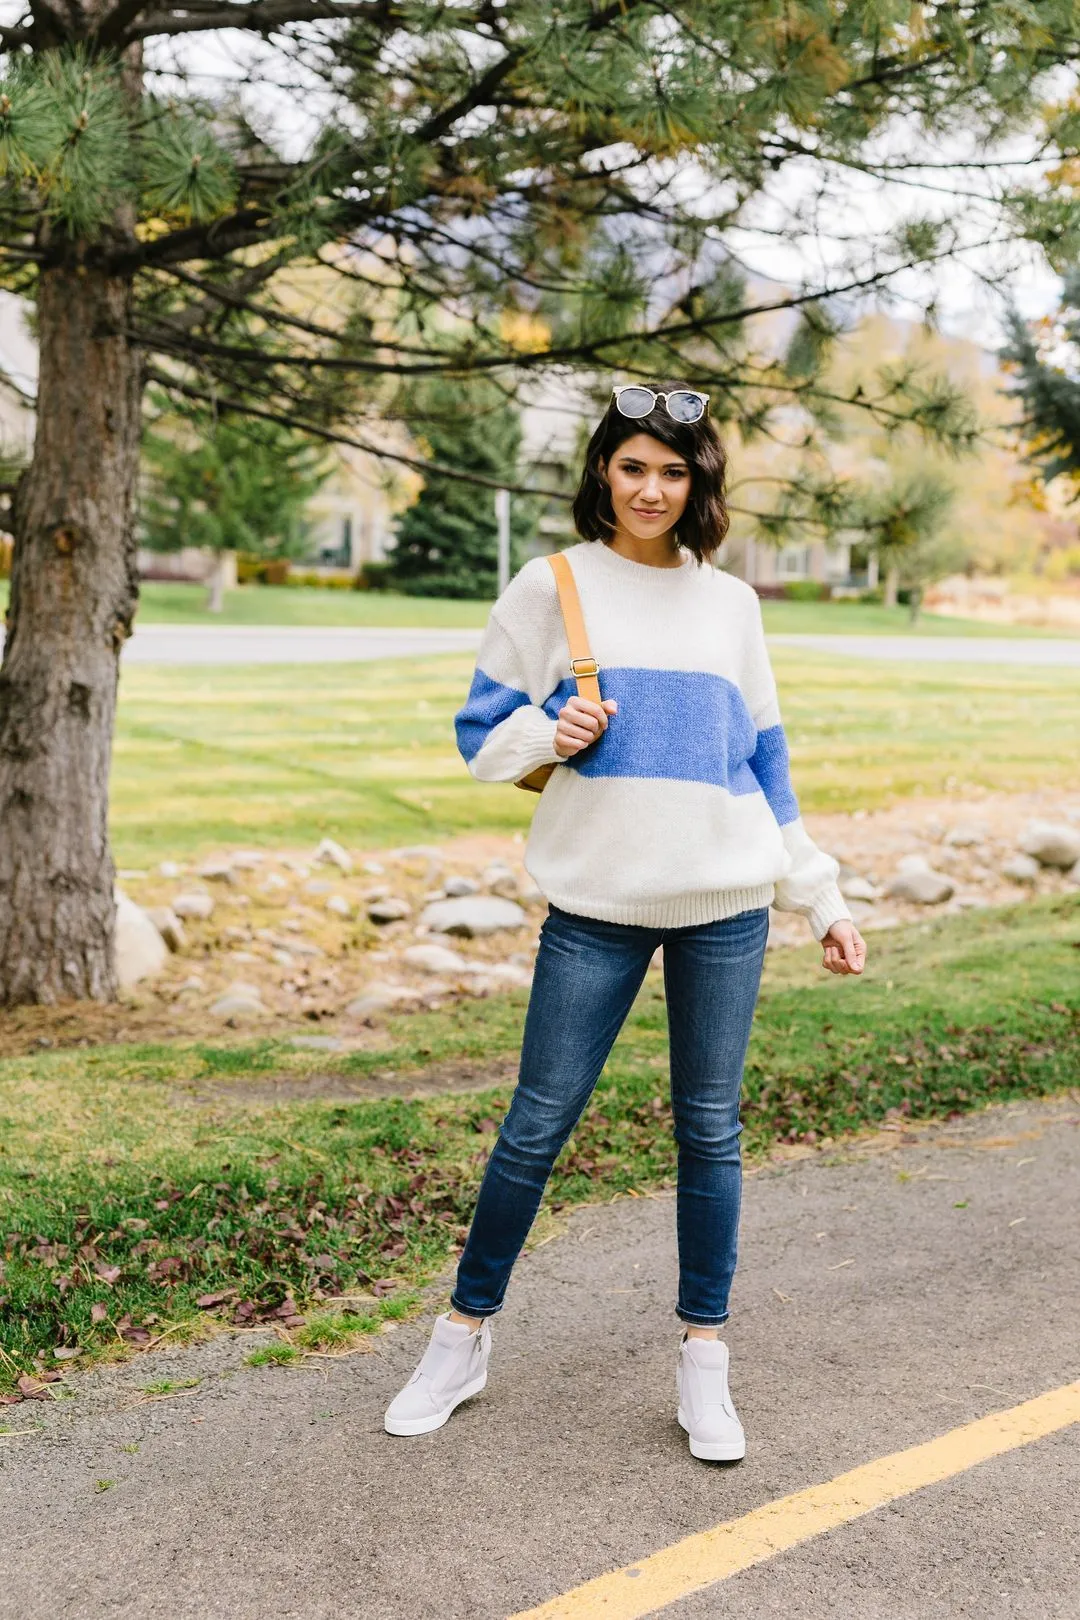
[511,1379,1080,1620]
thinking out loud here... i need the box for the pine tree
[384,383,538,597]
[1,3,1078,1003]
[141,394,332,607]
[1003,273,1080,491]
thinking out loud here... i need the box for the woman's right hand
[553,695,618,758]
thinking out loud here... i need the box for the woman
[384,381,867,1461]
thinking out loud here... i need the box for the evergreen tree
[1,4,1078,1003]
[384,383,538,597]
[141,395,331,570]
[1003,273,1080,492]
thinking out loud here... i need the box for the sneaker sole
[677,1405,746,1462]
[384,1369,488,1436]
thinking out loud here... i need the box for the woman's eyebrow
[617,456,690,471]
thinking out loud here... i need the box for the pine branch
[144,364,571,499]
[127,0,402,42]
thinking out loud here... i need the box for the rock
[285,939,324,958]
[884,868,955,904]
[361,859,385,875]
[838,874,878,902]
[288,1035,346,1052]
[117,868,148,880]
[271,949,294,966]
[158,860,182,879]
[443,875,480,898]
[518,881,546,904]
[943,824,987,847]
[1068,858,1080,886]
[114,892,170,987]
[223,924,250,941]
[228,951,260,964]
[325,895,352,919]
[210,982,266,1021]
[259,873,288,893]
[230,850,265,869]
[344,982,423,1018]
[390,844,445,862]
[1018,820,1080,870]
[476,961,532,986]
[314,837,353,873]
[402,943,470,975]
[895,854,932,875]
[845,899,876,924]
[368,896,412,924]
[420,895,529,937]
[145,906,186,953]
[172,892,215,920]
[176,975,204,995]
[481,861,521,898]
[305,879,333,896]
[197,859,237,885]
[1002,854,1040,884]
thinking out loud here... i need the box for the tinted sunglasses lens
[615,387,655,418]
[667,390,705,423]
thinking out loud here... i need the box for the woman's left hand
[820,920,866,976]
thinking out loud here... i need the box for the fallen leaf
[195,1290,238,1310]
[90,1302,109,1325]
[93,1261,121,1285]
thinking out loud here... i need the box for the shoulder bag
[515,550,602,794]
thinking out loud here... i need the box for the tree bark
[0,265,142,1004]
[883,564,899,609]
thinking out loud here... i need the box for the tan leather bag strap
[546,551,601,703]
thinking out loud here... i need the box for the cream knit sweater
[454,539,852,939]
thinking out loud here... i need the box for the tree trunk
[0,265,142,1004]
[908,584,923,625]
[883,564,899,609]
[205,550,235,613]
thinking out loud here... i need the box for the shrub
[355,561,395,591]
[782,579,831,602]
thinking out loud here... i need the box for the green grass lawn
[2,577,1064,634]
[109,647,1080,866]
[1,894,1075,1384]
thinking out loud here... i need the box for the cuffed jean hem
[448,1293,504,1320]
[676,1308,731,1328]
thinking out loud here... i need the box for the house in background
[0,293,37,478]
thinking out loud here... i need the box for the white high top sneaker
[676,1332,746,1461]
[384,1312,492,1436]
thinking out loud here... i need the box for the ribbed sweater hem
[539,882,777,930]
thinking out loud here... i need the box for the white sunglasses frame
[611,385,711,423]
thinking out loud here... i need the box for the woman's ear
[596,456,608,485]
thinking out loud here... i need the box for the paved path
[2,1095,1077,1619]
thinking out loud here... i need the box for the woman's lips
[631,509,665,521]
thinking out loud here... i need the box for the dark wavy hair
[571,381,729,564]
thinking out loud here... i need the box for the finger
[565,707,604,736]
[568,699,610,728]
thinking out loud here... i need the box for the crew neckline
[589,540,696,578]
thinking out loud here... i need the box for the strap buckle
[570,656,600,677]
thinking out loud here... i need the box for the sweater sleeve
[741,591,853,941]
[454,570,565,784]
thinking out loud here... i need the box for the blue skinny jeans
[449,901,770,1328]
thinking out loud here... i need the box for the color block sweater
[453,539,852,939]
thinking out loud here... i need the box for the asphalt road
[2,1094,1078,1620]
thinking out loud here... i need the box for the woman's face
[599,432,692,543]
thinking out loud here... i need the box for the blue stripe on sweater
[456,665,800,824]
[455,667,532,763]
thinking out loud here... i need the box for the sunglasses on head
[611,385,709,424]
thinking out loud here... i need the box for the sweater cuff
[806,884,854,942]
